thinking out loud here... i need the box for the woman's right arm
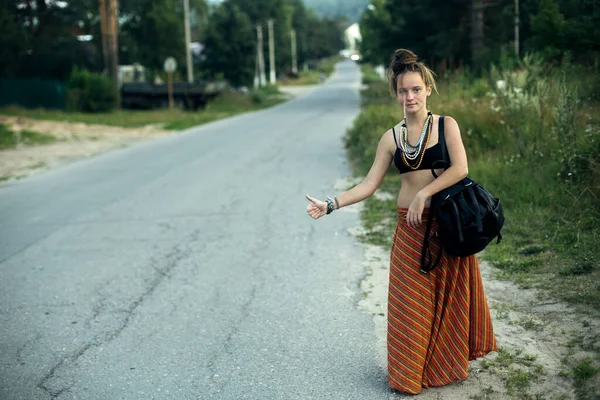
[306,130,395,219]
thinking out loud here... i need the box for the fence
[0,78,67,109]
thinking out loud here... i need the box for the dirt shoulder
[354,240,600,399]
[0,116,171,181]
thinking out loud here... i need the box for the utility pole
[100,0,120,105]
[99,0,108,71]
[183,0,194,82]
[514,0,520,57]
[268,19,276,85]
[291,28,298,74]
[256,24,266,87]
[254,48,260,89]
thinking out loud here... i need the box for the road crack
[37,230,201,399]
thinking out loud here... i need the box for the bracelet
[334,196,339,210]
[326,197,335,214]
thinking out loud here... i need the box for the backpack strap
[420,115,447,274]
[438,115,449,164]
[420,222,443,273]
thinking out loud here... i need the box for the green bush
[67,67,117,113]
[247,85,284,106]
[360,64,383,85]
[345,103,398,173]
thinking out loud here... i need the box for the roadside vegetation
[0,53,343,134]
[0,85,288,132]
[0,123,59,150]
[279,56,342,86]
[346,59,600,399]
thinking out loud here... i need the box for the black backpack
[420,116,505,273]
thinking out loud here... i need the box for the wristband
[326,197,335,215]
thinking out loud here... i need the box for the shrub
[67,67,117,113]
[345,103,398,173]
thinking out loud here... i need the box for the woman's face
[395,72,431,115]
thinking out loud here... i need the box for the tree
[118,0,208,79]
[0,0,101,80]
[528,0,566,60]
[202,2,255,87]
[228,0,294,77]
[121,0,185,77]
[358,0,392,65]
[0,0,27,77]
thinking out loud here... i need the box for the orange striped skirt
[388,208,497,394]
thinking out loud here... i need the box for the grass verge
[0,86,288,131]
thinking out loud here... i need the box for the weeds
[0,123,59,149]
[481,347,546,398]
[564,357,600,400]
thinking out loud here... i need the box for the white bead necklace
[399,112,432,161]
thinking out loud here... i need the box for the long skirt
[387,207,497,394]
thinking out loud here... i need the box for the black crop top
[392,116,445,174]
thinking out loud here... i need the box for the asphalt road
[0,60,391,399]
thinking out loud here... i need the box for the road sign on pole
[164,57,177,109]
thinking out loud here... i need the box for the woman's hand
[406,191,427,228]
[306,194,327,219]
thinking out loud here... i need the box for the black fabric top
[393,142,443,174]
[392,115,446,175]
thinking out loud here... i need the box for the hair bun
[392,49,418,65]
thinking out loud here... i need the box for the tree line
[358,0,600,71]
[0,0,347,87]
[202,0,346,87]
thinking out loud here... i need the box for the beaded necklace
[400,111,433,170]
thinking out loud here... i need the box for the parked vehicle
[118,64,227,110]
[121,80,227,110]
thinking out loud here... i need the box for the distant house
[344,23,361,53]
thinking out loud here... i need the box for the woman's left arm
[406,117,468,227]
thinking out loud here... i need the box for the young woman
[305,49,497,394]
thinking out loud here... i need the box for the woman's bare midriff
[396,168,445,208]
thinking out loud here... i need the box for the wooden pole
[257,24,266,87]
[99,0,108,72]
[168,72,174,109]
[291,29,297,74]
[514,0,520,57]
[183,0,194,82]
[102,0,120,106]
[268,19,276,84]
